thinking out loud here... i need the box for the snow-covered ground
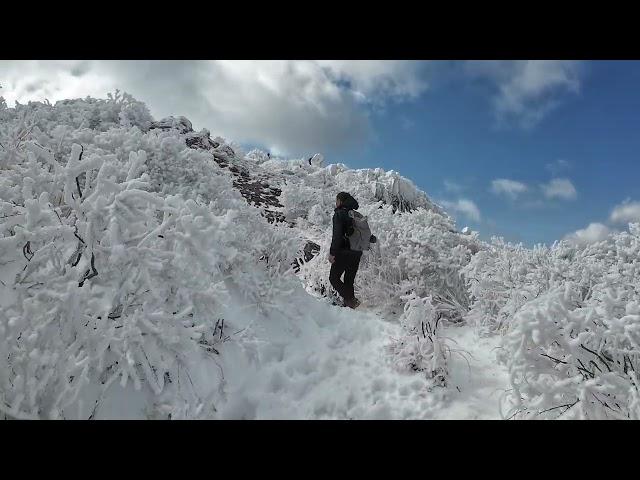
[216,302,509,420]
[431,325,509,419]
[1,245,509,420]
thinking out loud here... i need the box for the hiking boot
[344,298,360,309]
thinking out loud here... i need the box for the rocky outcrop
[185,129,220,150]
[153,116,288,226]
[232,175,287,225]
[292,241,321,273]
[149,116,194,134]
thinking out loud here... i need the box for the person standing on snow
[328,192,376,309]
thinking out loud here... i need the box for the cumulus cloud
[439,198,481,222]
[0,60,429,156]
[562,199,640,248]
[0,60,115,106]
[541,178,577,200]
[610,200,640,224]
[316,60,429,103]
[564,223,612,246]
[465,60,583,128]
[490,178,528,199]
[1,60,583,154]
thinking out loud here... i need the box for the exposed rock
[149,116,193,134]
[303,241,321,262]
[292,241,322,272]
[151,115,290,227]
[185,129,220,150]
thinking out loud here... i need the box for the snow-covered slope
[1,92,637,420]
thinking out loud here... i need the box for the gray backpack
[347,210,372,251]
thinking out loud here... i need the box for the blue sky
[2,60,640,246]
[322,61,640,246]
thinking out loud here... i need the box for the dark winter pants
[329,251,362,301]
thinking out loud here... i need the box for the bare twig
[581,344,612,372]
[71,248,83,267]
[538,400,579,417]
[576,359,596,378]
[73,227,86,244]
[625,355,635,372]
[540,353,568,365]
[22,241,34,261]
[506,409,522,420]
[78,253,98,287]
[76,176,83,198]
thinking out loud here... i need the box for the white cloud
[443,180,463,193]
[545,159,571,175]
[0,60,428,156]
[465,60,583,128]
[1,60,581,154]
[0,60,114,106]
[541,178,577,200]
[610,200,640,224]
[400,116,415,130]
[440,198,481,222]
[564,223,612,246]
[316,60,429,103]
[562,200,640,248]
[490,178,528,199]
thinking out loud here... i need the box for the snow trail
[216,298,510,420]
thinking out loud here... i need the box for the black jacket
[330,195,359,255]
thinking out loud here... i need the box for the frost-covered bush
[0,89,509,417]
[0,94,302,419]
[463,233,623,335]
[462,239,558,334]
[501,281,640,420]
[297,200,479,320]
[279,180,328,223]
[273,155,481,319]
[464,222,640,419]
[388,294,449,385]
[245,149,271,164]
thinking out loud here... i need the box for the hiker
[328,192,376,309]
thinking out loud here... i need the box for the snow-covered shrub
[0,95,303,419]
[297,198,479,319]
[0,90,504,418]
[245,149,271,164]
[307,204,330,226]
[462,231,626,335]
[501,281,640,420]
[389,294,449,386]
[279,180,327,223]
[271,155,481,317]
[366,206,477,318]
[118,97,153,131]
[462,239,556,334]
[466,224,640,419]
